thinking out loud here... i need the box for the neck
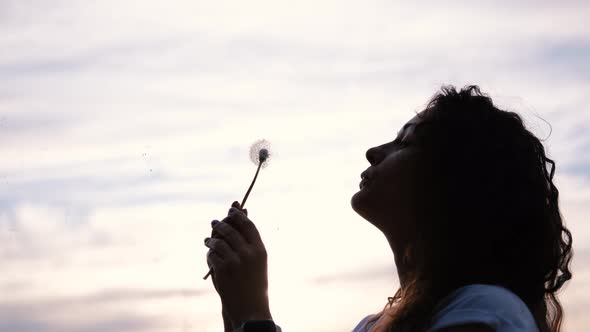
[384,232,413,291]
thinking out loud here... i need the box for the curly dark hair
[367,85,573,332]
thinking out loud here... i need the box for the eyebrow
[397,123,416,137]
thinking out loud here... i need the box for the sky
[1,1,589,331]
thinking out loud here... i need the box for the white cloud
[1,1,589,331]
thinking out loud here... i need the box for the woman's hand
[205,201,272,328]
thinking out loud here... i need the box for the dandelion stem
[202,161,263,280]
[241,161,263,209]
[204,144,269,281]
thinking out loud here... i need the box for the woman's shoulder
[432,284,530,314]
[427,283,539,332]
[352,313,378,332]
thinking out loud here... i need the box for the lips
[359,178,370,189]
[361,170,371,180]
[359,171,371,189]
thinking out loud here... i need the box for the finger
[230,201,247,216]
[210,220,220,238]
[212,219,248,250]
[204,237,235,260]
[206,249,224,270]
[225,208,262,245]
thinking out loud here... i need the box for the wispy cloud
[1,1,589,331]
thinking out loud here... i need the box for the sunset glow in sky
[1,1,589,331]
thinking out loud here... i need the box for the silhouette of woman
[204,85,573,332]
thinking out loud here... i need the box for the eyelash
[393,139,408,147]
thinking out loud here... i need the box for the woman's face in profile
[351,113,431,237]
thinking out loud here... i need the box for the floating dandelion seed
[203,139,273,280]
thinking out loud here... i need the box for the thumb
[231,201,247,215]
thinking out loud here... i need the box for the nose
[366,146,385,165]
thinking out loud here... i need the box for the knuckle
[212,222,224,233]
[217,220,234,233]
[207,238,217,248]
[225,234,237,245]
[256,247,268,260]
[213,239,229,252]
[233,211,246,221]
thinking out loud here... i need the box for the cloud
[0,313,156,332]
[0,202,221,331]
[1,288,208,309]
[1,1,589,331]
[311,264,397,285]
[0,287,175,331]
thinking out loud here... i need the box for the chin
[351,188,373,221]
[351,187,387,231]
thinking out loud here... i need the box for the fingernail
[211,220,219,226]
[204,237,210,244]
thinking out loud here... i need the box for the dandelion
[242,139,271,208]
[204,139,272,280]
[249,138,271,168]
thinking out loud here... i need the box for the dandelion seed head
[259,148,269,162]
[249,139,271,168]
